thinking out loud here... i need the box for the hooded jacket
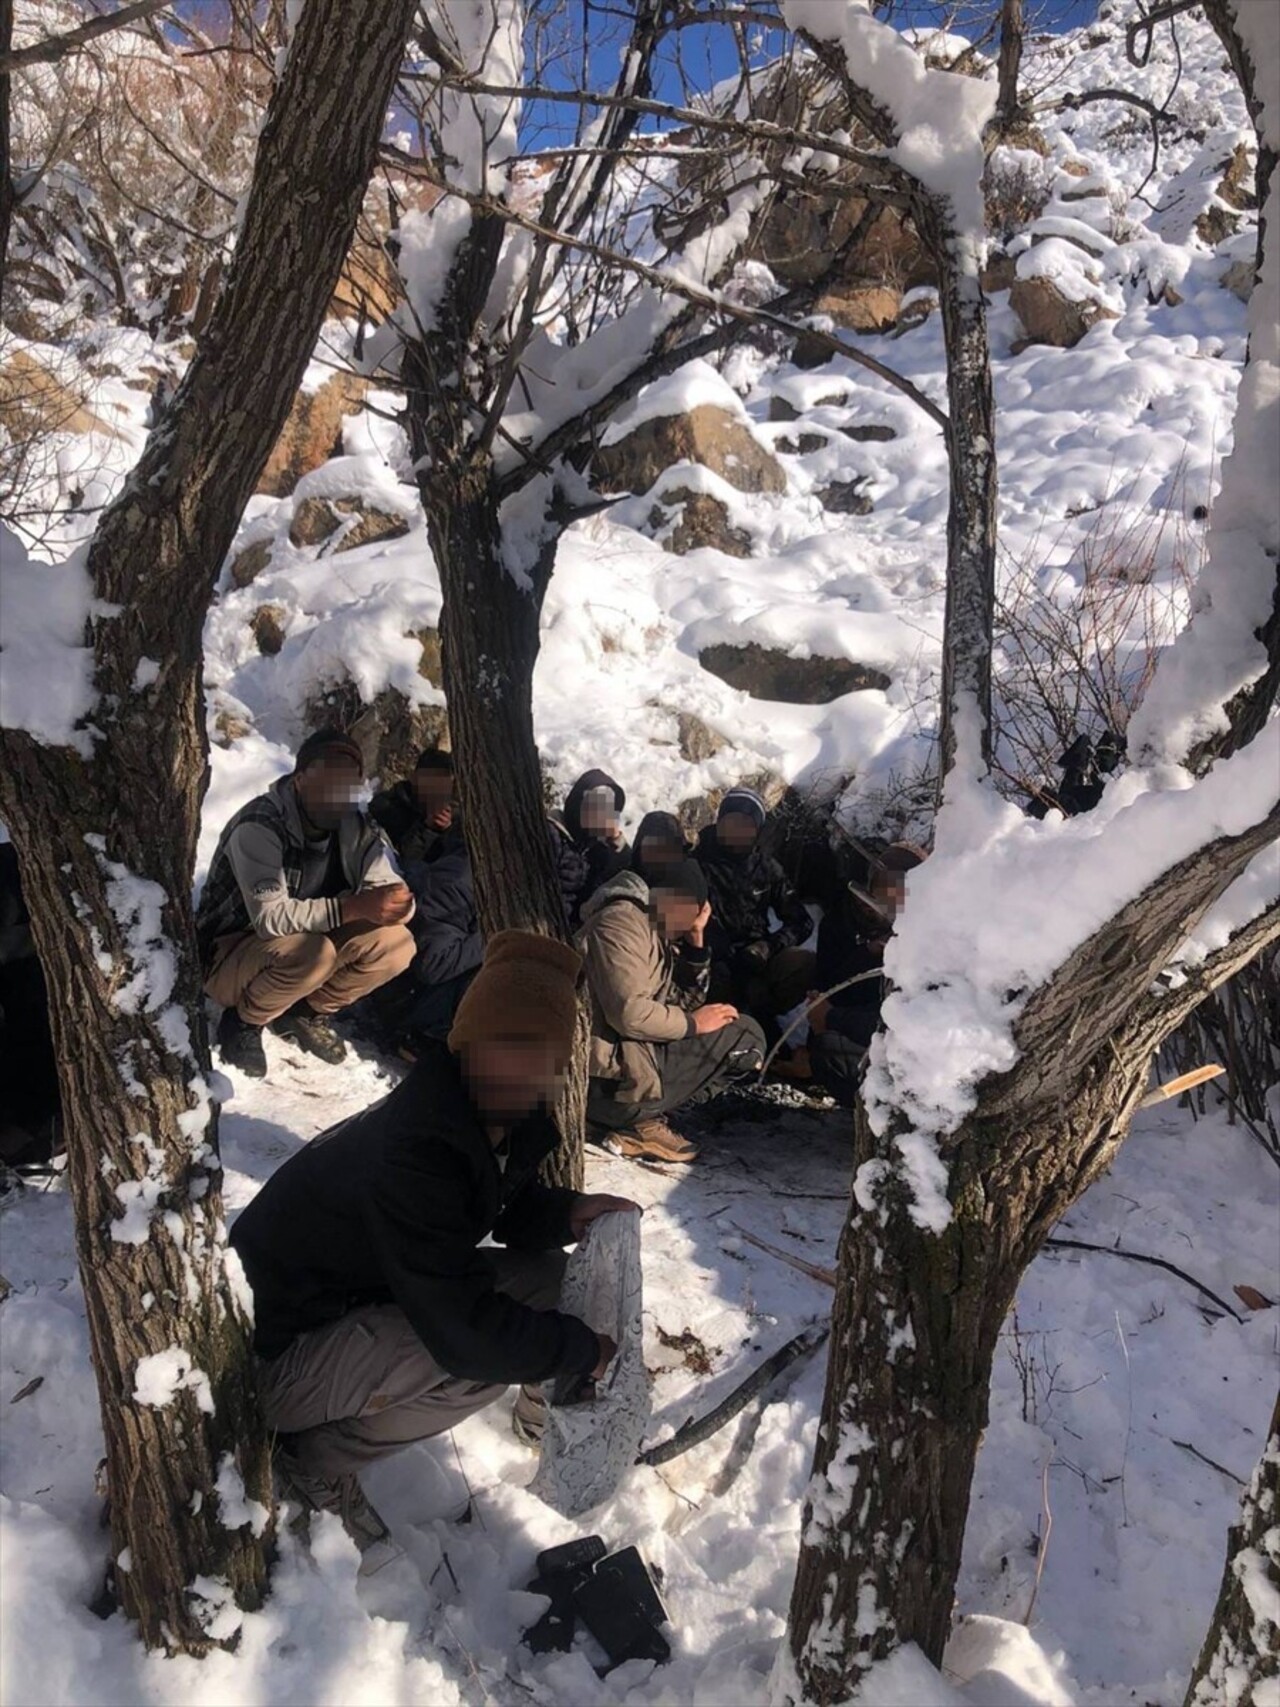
[694,823,811,962]
[578,869,710,1104]
[630,811,691,884]
[551,769,631,928]
[228,1041,599,1382]
[370,780,453,867]
[195,776,405,969]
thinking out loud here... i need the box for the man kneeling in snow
[580,856,766,1164]
[229,931,636,1552]
[197,728,416,1078]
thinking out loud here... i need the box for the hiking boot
[216,1007,267,1078]
[608,1117,697,1165]
[271,1003,347,1065]
[512,1382,548,1448]
[274,1444,391,1555]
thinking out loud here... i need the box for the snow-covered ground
[2,1051,1276,1706]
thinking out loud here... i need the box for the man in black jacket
[229,930,637,1548]
[694,787,815,1025]
[549,768,631,928]
[369,748,457,866]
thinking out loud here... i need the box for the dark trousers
[406,969,477,1041]
[587,1015,766,1131]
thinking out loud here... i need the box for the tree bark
[1,0,13,277]
[785,825,1280,1702]
[1185,1389,1280,1707]
[995,0,1025,135]
[0,0,416,1653]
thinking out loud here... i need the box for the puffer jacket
[404,831,483,988]
[578,869,710,1104]
[552,768,631,928]
[694,824,811,962]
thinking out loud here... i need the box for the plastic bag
[530,1211,650,1519]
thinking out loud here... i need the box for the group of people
[196,728,918,1164]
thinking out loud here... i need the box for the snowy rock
[1009,275,1118,349]
[793,285,903,364]
[229,538,273,590]
[816,477,875,517]
[257,372,370,497]
[1221,257,1257,301]
[982,250,1019,293]
[0,349,119,439]
[592,403,786,497]
[304,669,448,788]
[675,710,727,763]
[698,641,890,703]
[288,495,410,553]
[776,431,830,456]
[838,420,898,443]
[1194,140,1257,246]
[249,605,287,657]
[648,488,754,558]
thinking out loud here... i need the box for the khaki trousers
[258,1248,568,1479]
[205,921,415,1026]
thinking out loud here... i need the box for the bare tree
[782,2,1279,1697]
[0,0,417,1654]
[1186,1389,1280,1707]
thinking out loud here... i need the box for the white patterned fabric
[530,1211,650,1519]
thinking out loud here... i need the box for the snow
[131,1348,214,1416]
[0,527,96,756]
[781,0,995,238]
[3,1075,1275,1705]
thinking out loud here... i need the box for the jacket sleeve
[492,1177,581,1250]
[413,867,483,986]
[671,942,711,1010]
[225,819,343,939]
[367,1147,599,1385]
[358,826,409,889]
[767,860,813,952]
[585,904,694,1043]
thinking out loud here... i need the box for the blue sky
[516,0,1103,150]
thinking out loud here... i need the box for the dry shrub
[984,147,1055,242]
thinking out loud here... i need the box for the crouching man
[580,858,765,1164]
[197,729,416,1077]
[229,931,637,1551]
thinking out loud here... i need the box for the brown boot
[608,1116,698,1164]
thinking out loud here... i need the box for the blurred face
[580,788,616,838]
[651,886,701,942]
[413,768,455,832]
[638,835,680,874]
[871,872,909,922]
[460,1038,568,1127]
[294,756,362,831]
[717,812,758,854]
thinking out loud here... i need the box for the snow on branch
[781,0,995,238]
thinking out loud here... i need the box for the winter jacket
[229,1041,599,1383]
[196,776,406,968]
[694,824,812,964]
[814,904,886,1048]
[578,869,711,1104]
[370,780,452,866]
[552,768,631,928]
[404,832,483,989]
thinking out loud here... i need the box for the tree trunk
[410,459,586,1191]
[921,193,998,785]
[995,0,1025,135]
[1185,1389,1280,1707]
[0,0,416,1653]
[784,824,1280,1703]
[1,0,13,276]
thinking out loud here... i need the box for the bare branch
[0,0,169,71]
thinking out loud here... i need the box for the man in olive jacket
[230,931,637,1549]
[579,859,765,1163]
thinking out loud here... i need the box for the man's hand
[685,900,712,948]
[570,1193,642,1242]
[692,1002,738,1035]
[342,882,413,926]
[591,1333,619,1381]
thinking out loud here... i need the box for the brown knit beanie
[448,929,582,1058]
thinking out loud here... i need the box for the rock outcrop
[594,405,786,498]
[257,373,370,497]
[699,641,889,703]
[1009,275,1117,350]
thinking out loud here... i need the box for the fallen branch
[730,1222,837,1287]
[1138,1063,1224,1107]
[1045,1237,1244,1323]
[1171,1437,1246,1485]
[638,1322,830,1466]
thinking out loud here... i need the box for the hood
[632,811,690,880]
[579,866,650,926]
[563,768,626,842]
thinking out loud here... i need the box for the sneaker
[271,1003,347,1065]
[608,1116,698,1164]
[512,1382,548,1448]
[274,1444,391,1554]
[216,1007,267,1078]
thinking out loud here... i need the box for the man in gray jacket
[197,729,415,1077]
